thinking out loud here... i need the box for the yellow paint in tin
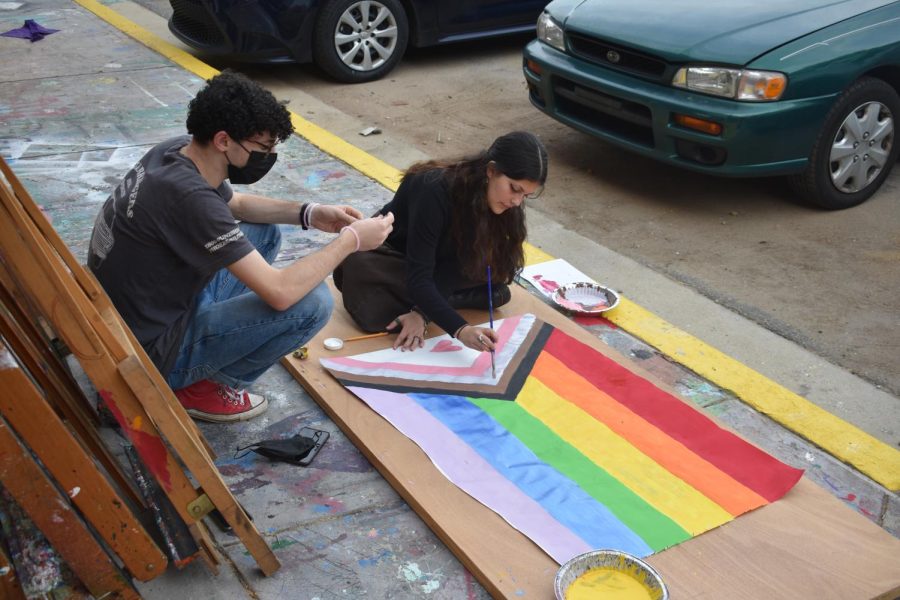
[556,550,667,600]
[566,566,655,600]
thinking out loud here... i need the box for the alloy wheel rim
[334,1,399,72]
[829,100,894,194]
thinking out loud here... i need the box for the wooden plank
[283,282,900,599]
[189,521,223,574]
[0,421,139,599]
[0,153,101,301]
[0,270,143,508]
[0,341,168,581]
[97,299,216,461]
[0,267,99,425]
[0,543,27,600]
[118,355,280,576]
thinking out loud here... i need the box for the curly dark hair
[405,131,548,284]
[186,70,293,144]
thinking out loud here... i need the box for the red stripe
[544,330,802,501]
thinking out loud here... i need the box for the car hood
[560,0,896,65]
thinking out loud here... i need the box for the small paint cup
[323,337,344,351]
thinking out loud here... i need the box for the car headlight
[537,12,565,53]
[672,67,787,101]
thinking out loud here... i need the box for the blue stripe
[410,393,654,557]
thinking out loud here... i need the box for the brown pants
[333,245,412,333]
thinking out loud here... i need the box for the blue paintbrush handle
[487,265,494,329]
[487,265,495,376]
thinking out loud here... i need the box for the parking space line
[73,0,899,491]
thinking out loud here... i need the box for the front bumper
[168,0,315,64]
[523,40,837,177]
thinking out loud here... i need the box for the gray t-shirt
[88,136,254,375]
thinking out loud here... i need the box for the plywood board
[284,283,900,599]
[0,422,139,599]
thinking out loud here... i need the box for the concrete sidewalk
[0,1,897,598]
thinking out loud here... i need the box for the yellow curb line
[74,0,900,491]
[605,299,899,490]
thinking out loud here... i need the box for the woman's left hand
[387,311,427,352]
[311,204,363,233]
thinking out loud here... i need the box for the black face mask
[227,145,277,184]
[233,428,329,466]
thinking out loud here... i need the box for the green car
[523,0,900,209]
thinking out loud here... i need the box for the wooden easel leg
[0,156,279,576]
[0,276,143,508]
[0,421,141,600]
[118,356,280,576]
[0,341,167,581]
[0,542,27,600]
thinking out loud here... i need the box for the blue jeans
[166,222,333,390]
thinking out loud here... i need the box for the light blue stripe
[410,393,654,557]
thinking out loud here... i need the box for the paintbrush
[344,331,391,343]
[487,265,495,378]
[321,331,391,352]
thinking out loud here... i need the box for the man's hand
[311,204,363,233]
[343,212,394,251]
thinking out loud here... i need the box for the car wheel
[313,0,409,83]
[788,77,899,210]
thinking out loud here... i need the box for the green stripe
[472,397,690,551]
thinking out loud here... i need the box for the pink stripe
[331,315,521,376]
[349,386,592,564]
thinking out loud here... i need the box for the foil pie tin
[551,282,620,314]
[554,549,668,600]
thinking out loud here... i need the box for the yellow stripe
[518,377,733,534]
[524,243,554,266]
[73,0,219,81]
[75,0,900,490]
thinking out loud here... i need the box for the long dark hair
[404,131,548,284]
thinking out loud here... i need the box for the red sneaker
[174,379,268,423]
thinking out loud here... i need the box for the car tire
[313,0,409,83]
[788,77,899,210]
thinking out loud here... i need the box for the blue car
[523,0,900,209]
[169,0,547,83]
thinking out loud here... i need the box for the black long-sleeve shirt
[378,169,475,336]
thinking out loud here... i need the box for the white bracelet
[307,202,320,228]
[341,226,360,252]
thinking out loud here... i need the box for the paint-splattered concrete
[0,1,897,598]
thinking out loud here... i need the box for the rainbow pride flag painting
[321,314,803,564]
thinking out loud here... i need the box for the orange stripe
[532,353,767,515]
